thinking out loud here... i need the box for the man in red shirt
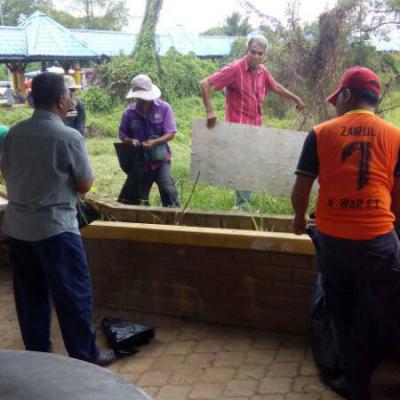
[292,66,400,400]
[200,36,305,206]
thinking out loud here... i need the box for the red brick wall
[84,238,317,335]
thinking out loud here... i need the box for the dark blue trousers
[7,232,99,362]
[314,229,400,400]
[119,161,180,207]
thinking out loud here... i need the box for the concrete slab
[0,350,151,400]
[191,120,315,196]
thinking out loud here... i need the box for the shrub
[161,48,219,100]
[82,87,113,114]
[94,56,139,100]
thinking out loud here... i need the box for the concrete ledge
[82,221,314,255]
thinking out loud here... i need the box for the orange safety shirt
[296,110,400,240]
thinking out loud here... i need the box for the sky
[127,0,338,33]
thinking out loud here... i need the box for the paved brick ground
[0,267,399,399]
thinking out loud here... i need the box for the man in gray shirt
[1,72,115,365]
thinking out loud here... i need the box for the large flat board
[191,120,310,196]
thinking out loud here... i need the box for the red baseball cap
[326,66,381,106]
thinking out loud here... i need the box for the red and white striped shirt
[207,57,278,126]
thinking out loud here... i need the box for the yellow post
[73,62,82,86]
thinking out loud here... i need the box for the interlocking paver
[0,267,396,400]
[138,370,172,387]
[184,352,216,368]
[258,377,293,394]
[223,338,252,352]
[275,348,305,362]
[188,382,224,399]
[140,386,159,397]
[293,376,326,393]
[201,366,236,383]
[214,351,246,367]
[194,339,224,353]
[169,367,204,385]
[223,379,258,397]
[157,384,191,400]
[245,350,276,365]
[286,393,320,400]
[150,354,185,371]
[164,340,196,355]
[299,360,318,376]
[267,362,300,378]
[236,365,268,380]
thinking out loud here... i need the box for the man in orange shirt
[291,66,400,400]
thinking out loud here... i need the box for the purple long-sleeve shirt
[119,99,177,142]
[119,99,177,168]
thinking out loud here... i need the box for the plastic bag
[100,317,155,355]
[76,200,99,229]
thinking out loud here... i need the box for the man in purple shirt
[118,74,180,207]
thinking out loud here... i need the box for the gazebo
[0,11,101,95]
[0,12,238,96]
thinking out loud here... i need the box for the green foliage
[0,107,32,127]
[225,38,247,62]
[82,87,113,114]
[162,49,218,100]
[0,0,128,30]
[94,56,139,100]
[0,0,51,25]
[133,0,164,86]
[73,0,129,30]
[85,104,124,137]
[0,65,8,81]
[95,51,220,101]
[203,12,253,36]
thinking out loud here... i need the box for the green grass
[2,91,400,216]
[85,95,301,214]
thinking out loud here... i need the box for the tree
[0,0,52,25]
[63,0,129,30]
[203,12,252,36]
[132,0,164,86]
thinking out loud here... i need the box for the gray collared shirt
[1,109,93,241]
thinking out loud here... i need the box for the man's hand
[294,98,305,112]
[142,139,156,149]
[206,111,217,129]
[123,138,140,147]
[293,215,307,235]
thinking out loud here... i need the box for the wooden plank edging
[82,221,315,255]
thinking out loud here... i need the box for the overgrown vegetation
[2,0,400,215]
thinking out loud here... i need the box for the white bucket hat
[126,74,161,101]
[64,75,81,90]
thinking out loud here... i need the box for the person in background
[63,75,86,136]
[4,84,15,107]
[15,89,25,104]
[118,74,180,207]
[200,35,305,207]
[291,66,400,400]
[1,72,115,366]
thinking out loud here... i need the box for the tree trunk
[133,0,164,86]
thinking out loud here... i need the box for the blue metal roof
[0,27,26,60]
[0,12,100,62]
[72,29,135,56]
[20,12,99,61]
[72,25,237,58]
[0,12,236,62]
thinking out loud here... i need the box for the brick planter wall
[83,222,316,335]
